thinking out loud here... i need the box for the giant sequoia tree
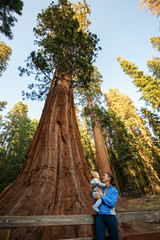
[0,1,100,239]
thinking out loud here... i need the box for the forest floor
[117,194,160,211]
[116,194,160,234]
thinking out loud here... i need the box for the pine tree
[101,108,146,194]
[117,57,160,111]
[0,102,38,192]
[105,89,160,193]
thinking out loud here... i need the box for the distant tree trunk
[0,74,93,239]
[92,125,112,175]
[88,100,112,177]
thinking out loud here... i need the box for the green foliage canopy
[19,0,100,101]
[139,0,160,16]
[0,0,23,39]
[0,102,38,192]
[0,41,12,76]
[0,100,7,126]
[71,0,91,32]
[117,57,160,111]
[104,109,147,194]
[0,100,7,112]
[105,89,160,192]
[141,107,160,142]
[147,37,160,79]
[74,66,103,107]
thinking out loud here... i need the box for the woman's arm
[101,189,118,208]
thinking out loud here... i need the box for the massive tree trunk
[0,75,93,239]
[88,100,112,177]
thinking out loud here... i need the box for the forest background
[0,0,160,195]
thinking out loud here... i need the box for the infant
[90,171,106,212]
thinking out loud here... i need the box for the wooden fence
[0,210,160,240]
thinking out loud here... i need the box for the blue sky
[0,0,159,120]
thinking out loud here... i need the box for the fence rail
[0,209,159,227]
[0,210,160,240]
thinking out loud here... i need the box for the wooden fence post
[0,228,11,240]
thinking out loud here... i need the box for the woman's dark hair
[105,172,115,186]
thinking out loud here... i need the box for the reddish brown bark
[0,78,93,239]
[92,125,112,176]
[88,100,112,177]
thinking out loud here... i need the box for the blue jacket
[97,185,118,215]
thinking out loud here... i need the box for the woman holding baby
[90,172,119,240]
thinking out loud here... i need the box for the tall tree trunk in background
[92,125,112,176]
[88,100,112,177]
[0,74,93,240]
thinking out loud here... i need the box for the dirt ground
[115,194,160,234]
[117,194,160,211]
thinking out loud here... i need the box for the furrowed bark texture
[88,99,112,176]
[92,125,112,176]
[0,83,93,239]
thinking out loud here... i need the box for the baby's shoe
[92,206,99,213]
